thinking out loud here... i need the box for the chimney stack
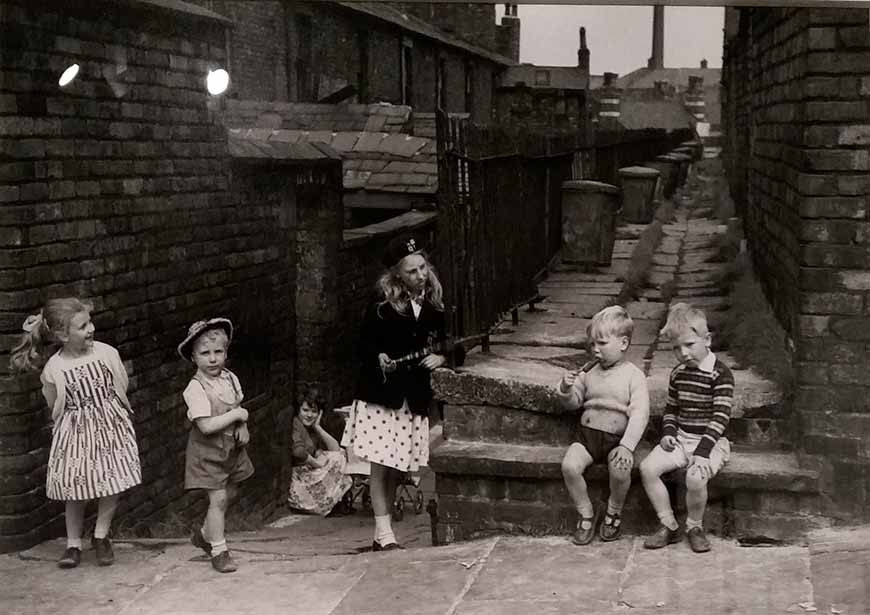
[497,3,521,63]
[684,76,706,120]
[577,27,589,73]
[647,5,664,70]
[598,72,621,127]
[700,58,708,69]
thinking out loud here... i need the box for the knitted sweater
[662,356,734,458]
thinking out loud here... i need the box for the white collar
[697,351,716,373]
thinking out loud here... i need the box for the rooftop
[501,65,589,90]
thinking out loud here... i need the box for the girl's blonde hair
[10,297,94,373]
[660,302,710,341]
[376,251,444,313]
[587,305,634,343]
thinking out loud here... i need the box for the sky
[497,5,725,76]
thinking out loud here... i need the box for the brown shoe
[57,547,81,569]
[599,511,622,542]
[93,537,114,566]
[211,550,238,573]
[190,529,212,557]
[571,514,596,546]
[687,527,711,553]
[643,524,681,549]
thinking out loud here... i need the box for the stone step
[431,439,822,494]
[430,440,836,543]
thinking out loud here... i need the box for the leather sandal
[571,513,596,546]
[599,511,622,542]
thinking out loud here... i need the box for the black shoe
[190,529,212,557]
[643,524,681,549]
[58,547,81,569]
[687,527,711,553]
[571,514,596,546]
[599,511,622,542]
[93,537,114,566]
[211,550,238,573]
[372,540,403,551]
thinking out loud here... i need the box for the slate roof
[336,2,515,66]
[616,99,696,131]
[500,65,588,90]
[614,67,722,90]
[227,128,437,194]
[219,100,412,133]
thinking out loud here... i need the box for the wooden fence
[435,109,691,341]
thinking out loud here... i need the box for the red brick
[801,245,870,268]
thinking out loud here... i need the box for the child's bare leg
[640,448,682,530]
[370,462,396,546]
[607,457,632,515]
[65,500,86,548]
[204,488,229,554]
[561,443,594,517]
[685,468,709,529]
[94,494,120,539]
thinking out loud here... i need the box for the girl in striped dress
[11,298,141,569]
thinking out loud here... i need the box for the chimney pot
[580,26,587,49]
[700,58,708,69]
[603,72,618,87]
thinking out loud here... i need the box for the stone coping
[618,166,661,178]
[432,352,785,419]
[561,180,620,194]
[430,439,823,494]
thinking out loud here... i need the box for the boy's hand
[235,407,249,422]
[560,370,579,393]
[660,435,676,452]
[608,445,634,472]
[234,423,250,446]
[688,455,712,480]
[378,353,397,373]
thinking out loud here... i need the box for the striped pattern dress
[662,358,734,459]
[45,347,141,501]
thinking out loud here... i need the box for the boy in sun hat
[178,318,253,573]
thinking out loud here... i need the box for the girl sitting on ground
[288,387,353,515]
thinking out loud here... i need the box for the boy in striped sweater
[640,303,734,553]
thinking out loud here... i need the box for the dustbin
[646,155,679,199]
[669,152,693,188]
[617,166,661,224]
[561,180,621,266]
[679,140,703,161]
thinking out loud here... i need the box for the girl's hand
[316,409,323,427]
[688,455,712,481]
[660,435,676,452]
[235,407,249,422]
[378,353,397,373]
[234,423,250,446]
[307,455,324,469]
[420,353,446,371]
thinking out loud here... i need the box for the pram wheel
[414,491,424,514]
[392,496,405,522]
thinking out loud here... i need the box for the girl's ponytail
[10,312,53,373]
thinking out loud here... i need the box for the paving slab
[652,253,679,267]
[667,295,730,310]
[490,315,587,347]
[616,224,648,239]
[535,297,612,318]
[623,300,668,321]
[646,270,674,287]
[486,344,591,363]
[682,248,722,264]
[671,286,725,297]
[543,271,621,284]
[538,281,624,294]
[676,270,725,285]
[621,539,811,613]
[539,285,622,300]
[658,238,682,254]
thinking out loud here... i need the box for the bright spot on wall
[206,69,229,95]
[59,64,79,87]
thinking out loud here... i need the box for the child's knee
[208,489,229,511]
[561,447,590,478]
[685,468,710,492]
[608,457,632,482]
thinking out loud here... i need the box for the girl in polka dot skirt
[342,233,447,551]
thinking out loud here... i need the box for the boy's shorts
[185,433,255,490]
[574,425,622,463]
[660,434,731,476]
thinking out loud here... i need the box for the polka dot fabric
[341,399,428,472]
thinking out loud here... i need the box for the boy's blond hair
[660,302,710,341]
[586,305,634,343]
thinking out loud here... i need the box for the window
[296,14,313,102]
[436,57,447,110]
[356,30,369,103]
[534,69,550,86]
[400,37,413,106]
[464,60,474,114]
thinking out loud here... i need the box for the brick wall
[722,7,870,516]
[0,0,297,551]
[401,3,498,56]
[494,88,587,132]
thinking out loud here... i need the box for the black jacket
[354,299,446,416]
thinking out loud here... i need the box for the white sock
[67,538,82,549]
[658,511,678,531]
[686,517,703,531]
[374,514,395,545]
[210,539,228,555]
